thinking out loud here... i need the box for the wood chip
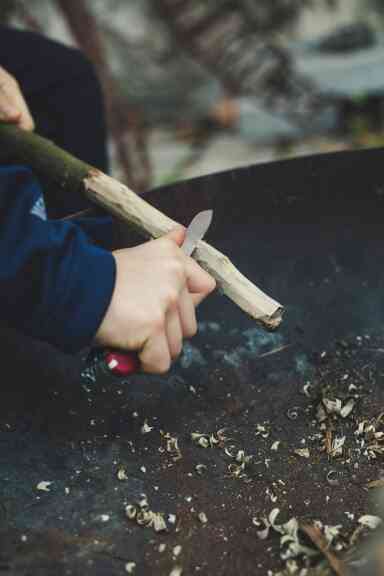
[301,524,348,576]
[367,479,384,489]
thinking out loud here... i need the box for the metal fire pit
[1,148,384,575]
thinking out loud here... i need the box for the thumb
[164,226,186,247]
[0,101,20,121]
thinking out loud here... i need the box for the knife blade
[182,209,213,257]
[94,209,214,378]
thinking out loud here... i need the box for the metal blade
[182,209,213,257]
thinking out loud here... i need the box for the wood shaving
[125,497,168,533]
[195,464,207,475]
[294,448,310,458]
[173,545,182,558]
[198,512,208,524]
[117,468,128,481]
[367,479,384,489]
[358,515,382,529]
[36,481,52,492]
[161,432,182,461]
[141,420,154,434]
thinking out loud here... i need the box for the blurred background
[1,0,384,193]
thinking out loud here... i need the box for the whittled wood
[0,124,283,329]
[85,171,283,329]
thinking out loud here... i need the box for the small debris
[294,448,310,459]
[99,514,110,522]
[271,441,281,451]
[195,464,207,475]
[159,543,166,553]
[316,404,327,423]
[227,449,253,479]
[141,420,154,434]
[153,514,168,533]
[321,398,355,420]
[125,505,137,520]
[162,432,182,461]
[254,509,317,560]
[266,487,278,503]
[191,430,225,449]
[286,407,300,421]
[330,436,346,458]
[169,567,182,576]
[36,481,52,492]
[358,515,382,530]
[326,469,340,486]
[198,512,208,524]
[125,497,168,533]
[117,468,128,481]
[340,399,355,418]
[302,382,312,397]
[255,423,270,438]
[323,398,342,415]
[173,545,182,558]
[125,562,136,574]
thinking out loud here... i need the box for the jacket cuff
[45,244,116,353]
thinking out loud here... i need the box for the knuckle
[169,258,184,282]
[189,318,198,337]
[158,358,171,374]
[166,289,179,309]
[147,356,170,375]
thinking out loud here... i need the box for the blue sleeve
[0,165,116,353]
[72,214,115,250]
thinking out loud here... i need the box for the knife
[92,209,213,378]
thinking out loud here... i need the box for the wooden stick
[0,124,283,329]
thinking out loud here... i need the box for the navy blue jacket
[0,165,116,352]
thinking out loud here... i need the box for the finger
[165,306,183,360]
[139,331,171,374]
[178,287,197,338]
[185,257,216,297]
[0,77,34,130]
[163,226,186,247]
[0,86,20,121]
[9,85,34,131]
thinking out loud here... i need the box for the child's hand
[95,227,216,374]
[0,66,34,131]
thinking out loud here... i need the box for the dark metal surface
[1,147,384,575]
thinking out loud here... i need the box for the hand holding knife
[87,210,213,378]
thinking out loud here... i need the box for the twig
[301,524,349,576]
[257,344,292,358]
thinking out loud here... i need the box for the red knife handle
[104,350,140,376]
